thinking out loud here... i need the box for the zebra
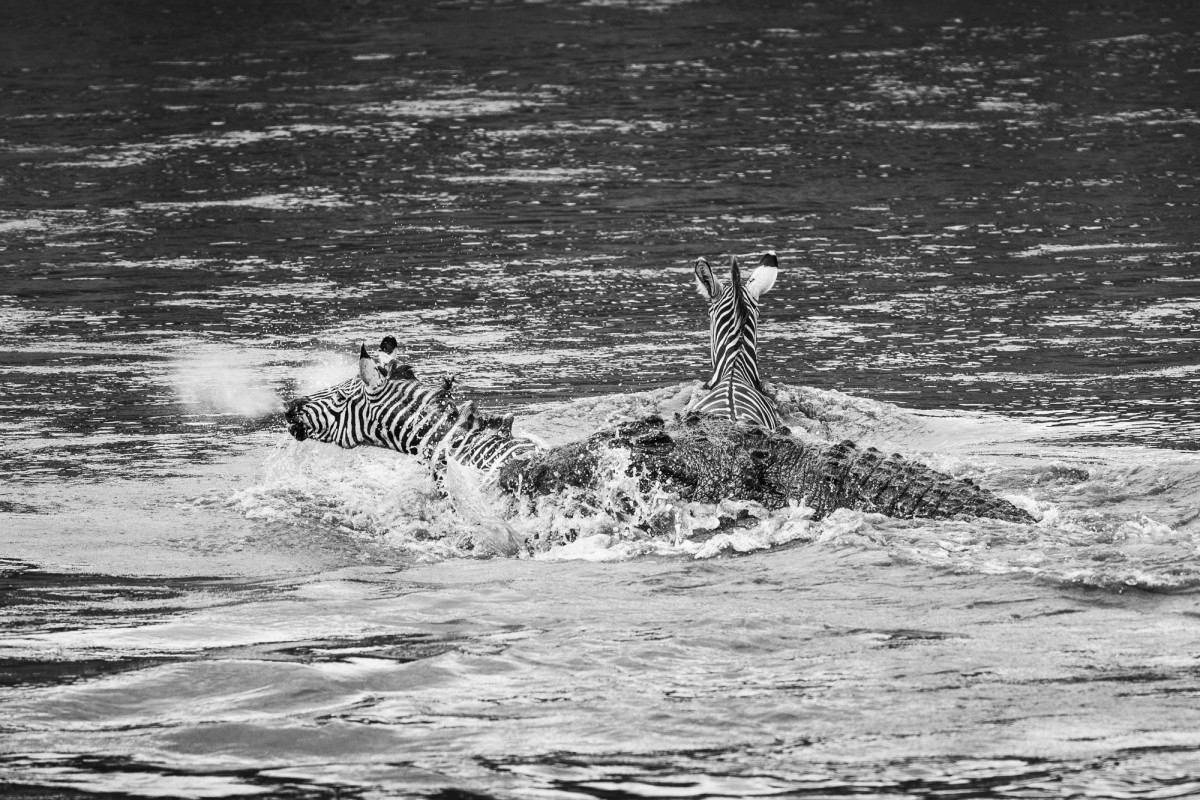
[285,345,538,479]
[687,250,783,431]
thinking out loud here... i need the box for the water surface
[2,1,1200,797]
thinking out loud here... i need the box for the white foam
[228,439,477,562]
[442,459,523,557]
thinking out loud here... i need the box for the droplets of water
[228,439,470,562]
[170,351,284,419]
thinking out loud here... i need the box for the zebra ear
[744,250,778,302]
[358,344,383,388]
[694,257,721,301]
[454,400,476,428]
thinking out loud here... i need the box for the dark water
[2,1,1200,798]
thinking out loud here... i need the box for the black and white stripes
[285,346,537,479]
[688,251,782,431]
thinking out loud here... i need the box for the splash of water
[171,350,283,418]
[225,438,476,562]
[220,381,1200,587]
[442,458,523,557]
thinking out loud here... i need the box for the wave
[227,383,1200,591]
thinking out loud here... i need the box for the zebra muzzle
[285,398,309,441]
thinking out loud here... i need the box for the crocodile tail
[814,439,1034,523]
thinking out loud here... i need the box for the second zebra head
[689,250,781,431]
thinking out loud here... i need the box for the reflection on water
[2,0,1199,797]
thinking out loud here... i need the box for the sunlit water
[2,1,1200,798]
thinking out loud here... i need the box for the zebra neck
[368,380,538,476]
[693,375,781,430]
[708,301,761,390]
[708,346,763,392]
[367,380,453,458]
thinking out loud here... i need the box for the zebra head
[285,377,366,446]
[693,251,778,392]
[285,344,444,451]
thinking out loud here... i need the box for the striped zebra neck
[287,376,540,479]
[707,296,763,392]
[690,369,781,431]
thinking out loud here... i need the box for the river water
[3,1,1200,797]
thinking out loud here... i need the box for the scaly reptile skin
[496,413,1034,523]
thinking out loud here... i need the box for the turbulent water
[3,1,1200,797]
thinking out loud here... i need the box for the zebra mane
[727,255,754,369]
